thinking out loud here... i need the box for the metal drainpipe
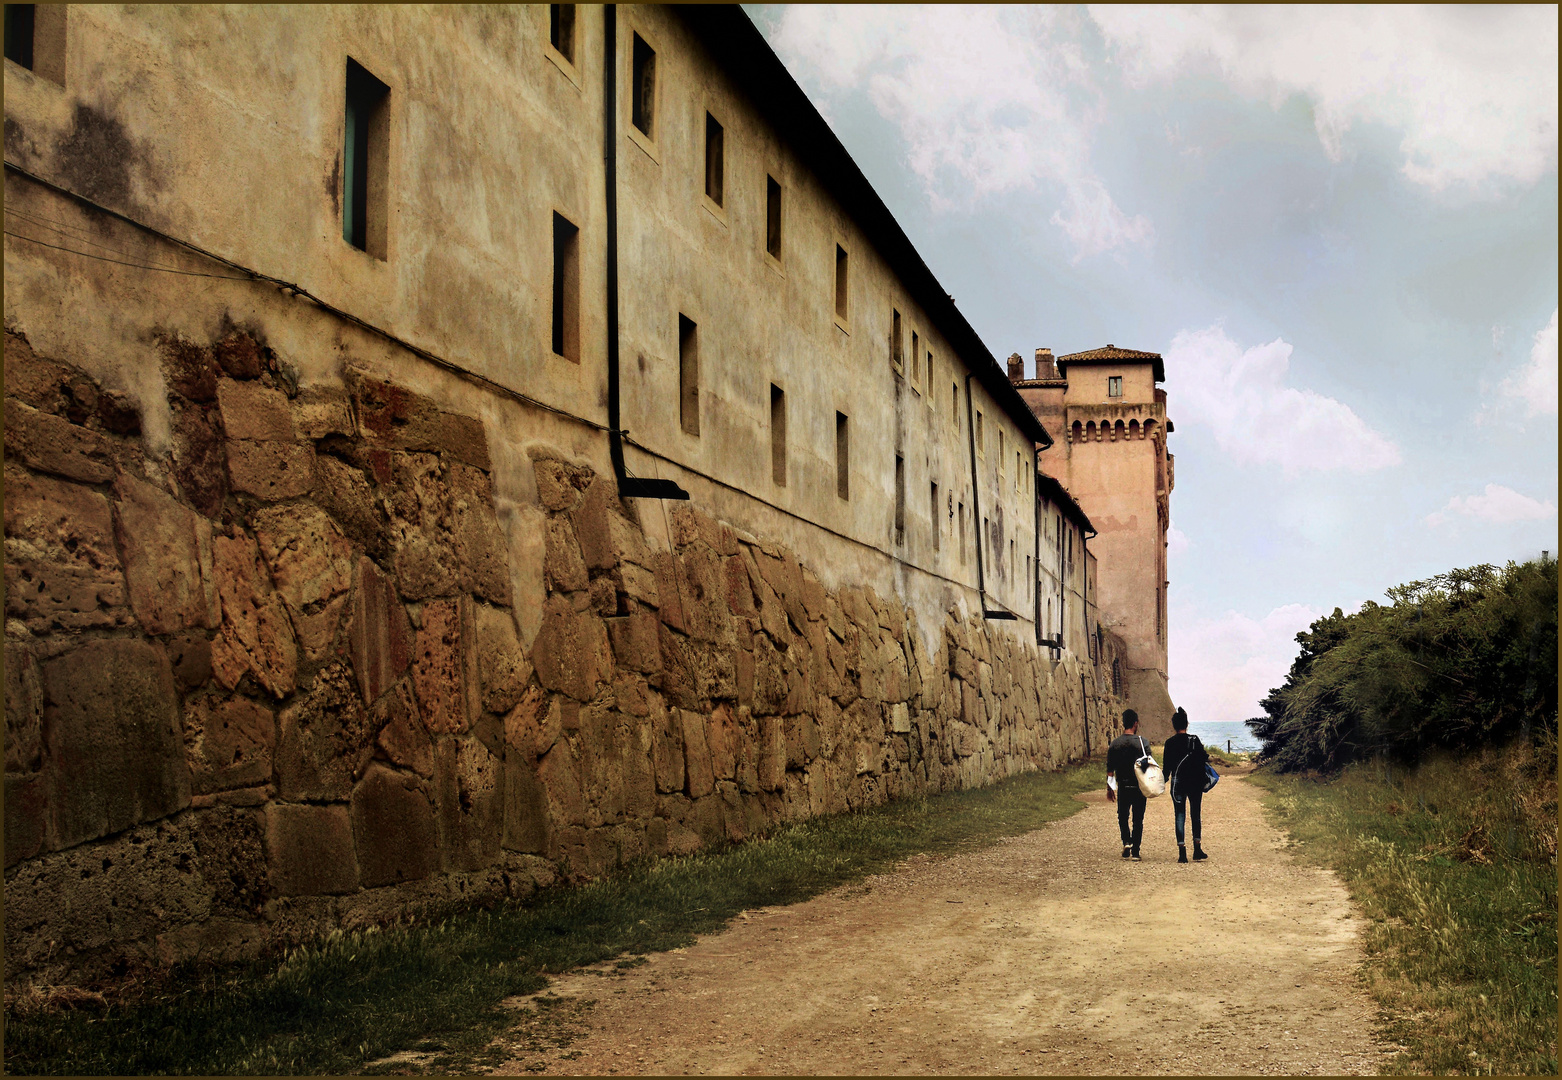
[604,5,687,502]
[1033,445,1042,646]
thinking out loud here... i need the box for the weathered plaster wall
[3,272,1117,985]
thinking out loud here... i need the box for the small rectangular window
[983,517,990,565]
[549,5,576,63]
[766,176,782,258]
[1016,451,1022,492]
[677,312,696,434]
[927,352,935,406]
[930,482,940,552]
[836,412,850,500]
[1108,375,1123,397]
[998,429,1005,479]
[911,331,920,387]
[343,58,391,258]
[5,4,34,68]
[834,245,849,322]
[679,315,699,436]
[704,112,724,206]
[958,501,966,565]
[894,454,906,546]
[976,411,984,457]
[770,384,786,486]
[552,213,580,362]
[631,33,655,137]
[891,309,902,370]
[953,383,960,429]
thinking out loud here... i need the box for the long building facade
[3,5,1137,980]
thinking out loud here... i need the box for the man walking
[1105,709,1149,860]
[1163,707,1210,863]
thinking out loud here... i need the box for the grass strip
[5,758,1103,1075]
[1249,744,1557,1076]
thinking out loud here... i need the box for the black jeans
[1116,787,1146,850]
[1173,788,1203,844]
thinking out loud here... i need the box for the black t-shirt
[1163,732,1208,794]
[1107,733,1151,789]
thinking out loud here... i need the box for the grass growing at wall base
[4,759,1103,1076]
[1249,738,1557,1076]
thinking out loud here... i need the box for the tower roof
[1056,344,1164,383]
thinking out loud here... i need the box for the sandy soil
[488,771,1390,1076]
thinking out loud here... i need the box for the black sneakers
[1129,849,1141,861]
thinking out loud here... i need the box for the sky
[748,4,1559,723]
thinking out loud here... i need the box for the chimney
[1035,347,1058,379]
[1007,353,1024,383]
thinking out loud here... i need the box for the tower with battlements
[1011,346,1175,741]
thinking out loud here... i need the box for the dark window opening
[549,4,575,63]
[958,502,966,565]
[631,33,655,137]
[930,482,940,552]
[770,384,786,486]
[5,4,34,68]
[835,412,849,500]
[911,330,920,385]
[765,175,782,258]
[894,455,906,546]
[552,213,580,362]
[834,245,848,321]
[704,112,724,206]
[344,58,390,257]
[891,309,902,369]
[679,315,699,436]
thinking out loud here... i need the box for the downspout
[604,5,687,502]
[964,373,1014,620]
[1033,445,1042,645]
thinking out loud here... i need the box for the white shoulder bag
[1134,735,1165,798]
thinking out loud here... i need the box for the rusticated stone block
[538,738,585,827]
[293,385,353,439]
[503,754,549,854]
[784,712,820,769]
[213,331,266,380]
[503,684,550,760]
[4,398,115,483]
[168,398,228,518]
[41,638,191,850]
[266,802,359,896]
[435,736,502,872]
[412,597,477,734]
[680,709,715,799]
[475,603,530,714]
[161,334,221,402]
[725,555,758,617]
[531,453,593,512]
[571,475,617,571]
[606,610,661,674]
[193,803,269,918]
[113,472,220,635]
[5,640,43,773]
[254,502,354,626]
[314,455,388,558]
[348,557,414,704]
[276,664,373,801]
[212,533,297,699]
[228,437,316,503]
[374,680,433,778]
[5,772,47,868]
[651,551,685,632]
[544,516,589,593]
[349,370,491,471]
[4,464,129,631]
[217,378,296,442]
[384,451,460,600]
[757,714,785,792]
[4,330,76,413]
[352,762,440,888]
[531,596,611,703]
[652,704,685,794]
[753,549,806,631]
[752,636,788,717]
[450,462,512,605]
[707,703,737,782]
[184,694,275,794]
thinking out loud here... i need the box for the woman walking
[1163,707,1210,863]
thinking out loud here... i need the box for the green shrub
[1249,555,1556,772]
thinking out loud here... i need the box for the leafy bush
[1248,555,1556,772]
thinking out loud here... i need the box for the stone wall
[3,327,1118,984]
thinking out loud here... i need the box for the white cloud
[1425,484,1557,528]
[1166,524,1190,559]
[1089,5,1559,195]
[1169,603,1323,723]
[769,6,1153,260]
[1165,325,1402,474]
[1499,309,1559,418]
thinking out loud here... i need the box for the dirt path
[489,772,1390,1076]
